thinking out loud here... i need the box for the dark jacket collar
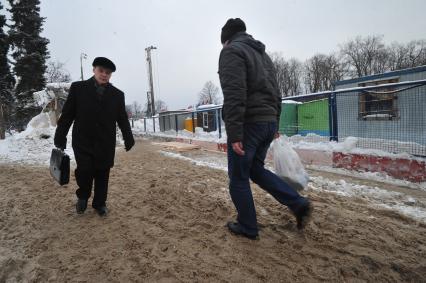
[227,32,266,54]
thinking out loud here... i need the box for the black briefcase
[50,148,70,186]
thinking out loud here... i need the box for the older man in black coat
[54,57,134,216]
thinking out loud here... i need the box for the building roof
[334,65,426,87]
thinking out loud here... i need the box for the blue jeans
[227,122,308,236]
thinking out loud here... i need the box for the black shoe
[76,199,87,214]
[227,222,258,240]
[294,201,313,230]
[94,206,108,216]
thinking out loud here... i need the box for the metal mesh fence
[135,79,426,157]
[335,81,426,156]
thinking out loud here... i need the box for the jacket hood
[230,32,266,54]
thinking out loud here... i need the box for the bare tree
[304,53,346,93]
[340,35,389,78]
[45,60,72,83]
[144,99,167,117]
[198,81,220,105]
[388,40,426,70]
[269,53,303,97]
[125,101,143,119]
[132,101,142,119]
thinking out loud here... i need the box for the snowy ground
[132,118,227,143]
[0,111,124,166]
[1,112,425,223]
[1,139,425,282]
[159,147,426,223]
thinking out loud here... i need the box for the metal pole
[191,112,195,134]
[153,117,156,132]
[162,115,166,132]
[217,109,222,139]
[80,53,87,81]
[175,114,178,135]
[144,117,147,132]
[0,104,5,140]
[332,92,338,142]
[328,93,333,141]
[145,46,157,116]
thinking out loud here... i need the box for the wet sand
[0,139,425,282]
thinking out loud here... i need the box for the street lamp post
[80,53,87,81]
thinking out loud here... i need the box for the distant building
[333,65,426,149]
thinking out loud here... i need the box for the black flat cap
[221,18,246,44]
[92,57,116,72]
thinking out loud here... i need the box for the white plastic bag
[270,136,309,191]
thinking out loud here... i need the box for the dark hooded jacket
[54,77,134,170]
[218,32,281,143]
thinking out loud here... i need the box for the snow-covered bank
[136,119,425,162]
[0,111,124,166]
[159,148,426,223]
[0,112,73,166]
[133,118,227,143]
[309,176,426,223]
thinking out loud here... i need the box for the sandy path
[0,139,425,282]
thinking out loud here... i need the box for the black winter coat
[54,77,134,170]
[218,32,281,143]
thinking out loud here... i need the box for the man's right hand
[125,139,135,152]
[54,135,67,151]
[232,142,245,156]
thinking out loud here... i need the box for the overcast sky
[36,0,426,110]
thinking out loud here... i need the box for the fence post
[153,117,156,132]
[131,118,134,128]
[0,104,5,140]
[217,109,222,139]
[333,92,338,141]
[329,92,338,142]
[175,114,178,136]
[191,112,195,135]
[144,118,146,132]
[162,115,166,132]
[328,93,333,141]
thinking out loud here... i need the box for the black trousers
[75,168,110,208]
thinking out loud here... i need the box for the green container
[298,99,329,136]
[279,102,298,136]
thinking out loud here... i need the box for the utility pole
[146,91,152,117]
[145,46,157,117]
[80,52,87,81]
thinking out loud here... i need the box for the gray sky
[39,0,426,110]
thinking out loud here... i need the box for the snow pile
[308,176,426,222]
[33,82,71,108]
[289,135,426,161]
[160,151,227,171]
[308,165,426,191]
[155,127,227,143]
[0,109,125,166]
[132,118,160,133]
[0,111,73,166]
[196,104,220,110]
[132,116,227,143]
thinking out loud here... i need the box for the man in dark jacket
[54,57,135,216]
[218,18,312,239]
